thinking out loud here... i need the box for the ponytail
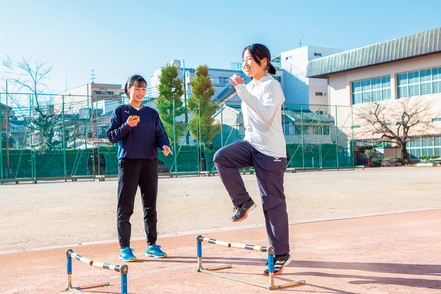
[243,43,276,75]
[267,63,276,75]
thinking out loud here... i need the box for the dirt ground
[0,166,441,293]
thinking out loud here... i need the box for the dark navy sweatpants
[213,140,289,255]
[117,158,158,249]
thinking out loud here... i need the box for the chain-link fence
[0,92,354,184]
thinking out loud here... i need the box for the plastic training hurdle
[196,235,305,290]
[65,249,128,294]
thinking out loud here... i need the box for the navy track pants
[213,140,290,255]
[117,158,158,249]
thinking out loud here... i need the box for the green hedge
[369,158,383,167]
[385,157,405,164]
[418,155,439,160]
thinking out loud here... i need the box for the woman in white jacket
[214,43,291,275]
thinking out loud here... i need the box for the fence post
[30,94,37,183]
[301,104,305,171]
[220,101,224,147]
[197,100,201,175]
[62,95,67,182]
[351,105,355,168]
[173,99,178,177]
[0,92,3,184]
[318,105,323,170]
[335,106,339,170]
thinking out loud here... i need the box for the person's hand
[127,115,140,127]
[162,145,173,156]
[229,74,245,86]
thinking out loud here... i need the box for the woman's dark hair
[124,75,147,98]
[242,44,276,75]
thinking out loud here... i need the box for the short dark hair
[124,75,147,98]
[242,44,276,75]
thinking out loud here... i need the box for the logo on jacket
[274,157,281,162]
[124,110,130,114]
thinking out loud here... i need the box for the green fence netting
[0,92,354,183]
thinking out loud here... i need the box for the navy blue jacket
[107,105,170,160]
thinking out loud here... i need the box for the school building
[306,27,441,159]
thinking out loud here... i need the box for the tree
[3,56,61,150]
[188,65,220,145]
[355,98,438,163]
[156,64,186,144]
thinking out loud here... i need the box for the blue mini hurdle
[196,235,305,290]
[65,249,128,294]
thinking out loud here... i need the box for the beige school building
[306,27,441,159]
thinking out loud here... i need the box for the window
[351,125,360,129]
[93,91,102,94]
[105,91,114,95]
[398,67,441,98]
[323,126,330,135]
[432,118,441,122]
[314,52,322,57]
[284,122,293,135]
[414,139,421,147]
[422,138,433,147]
[219,77,229,84]
[295,125,309,135]
[310,125,319,135]
[315,92,323,96]
[273,76,281,83]
[433,67,441,94]
[352,76,391,104]
[236,122,243,138]
[408,136,441,158]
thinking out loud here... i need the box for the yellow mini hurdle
[196,235,305,290]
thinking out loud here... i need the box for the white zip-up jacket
[235,75,286,158]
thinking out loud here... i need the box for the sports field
[1,166,440,293]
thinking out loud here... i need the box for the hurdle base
[205,264,232,271]
[196,236,305,290]
[66,282,110,293]
[200,267,305,290]
[200,268,268,289]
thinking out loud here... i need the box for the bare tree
[355,98,439,163]
[3,56,60,150]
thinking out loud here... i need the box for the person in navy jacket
[107,74,172,262]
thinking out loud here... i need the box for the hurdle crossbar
[196,235,305,290]
[65,249,128,294]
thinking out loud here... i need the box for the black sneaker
[231,198,256,222]
[264,254,292,275]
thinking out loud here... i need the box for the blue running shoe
[145,244,167,258]
[119,246,137,262]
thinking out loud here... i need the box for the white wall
[327,53,441,142]
[280,46,343,107]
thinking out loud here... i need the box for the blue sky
[1,0,440,94]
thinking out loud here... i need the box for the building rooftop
[285,110,334,123]
[306,27,441,78]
